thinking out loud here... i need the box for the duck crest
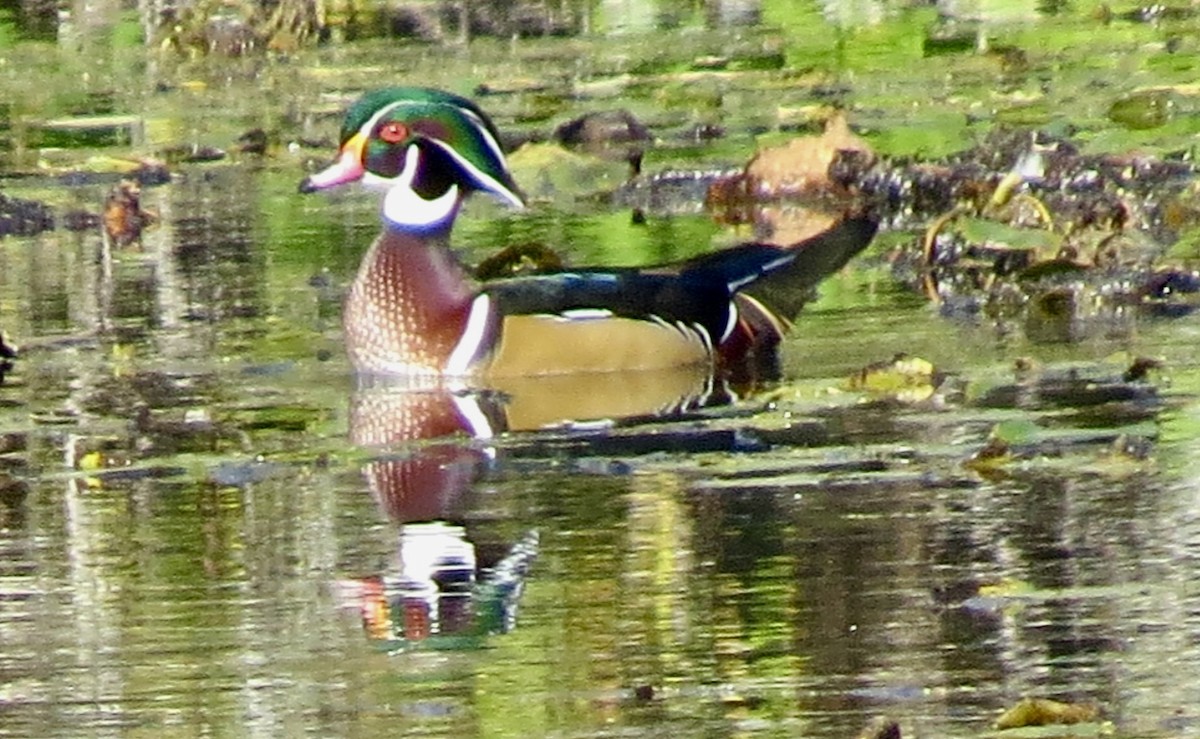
[344,228,481,376]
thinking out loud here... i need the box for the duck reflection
[351,367,723,518]
[335,367,732,646]
[336,521,539,645]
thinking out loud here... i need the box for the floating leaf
[1017,258,1091,282]
[957,217,1060,254]
[977,577,1035,598]
[994,697,1101,730]
[846,353,937,402]
[1108,89,1174,130]
[78,451,104,471]
[964,433,1012,472]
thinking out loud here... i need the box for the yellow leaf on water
[977,577,1034,598]
[78,451,104,471]
[846,353,937,401]
[994,697,1100,730]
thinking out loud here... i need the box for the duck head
[299,87,525,233]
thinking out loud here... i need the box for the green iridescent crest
[343,87,523,207]
[340,87,496,144]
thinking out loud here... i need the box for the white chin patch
[371,144,461,232]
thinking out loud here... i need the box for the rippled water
[4,4,1200,738]
[4,178,1199,736]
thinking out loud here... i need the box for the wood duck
[299,87,877,380]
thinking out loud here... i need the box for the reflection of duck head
[334,522,539,644]
[350,367,726,523]
[343,370,725,645]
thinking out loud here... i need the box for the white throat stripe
[377,145,460,229]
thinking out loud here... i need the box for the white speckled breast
[343,229,481,376]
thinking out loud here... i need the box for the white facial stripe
[378,145,461,229]
[359,99,410,137]
[460,109,508,166]
[427,138,523,209]
[445,293,493,376]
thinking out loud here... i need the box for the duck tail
[776,214,879,294]
[717,213,879,371]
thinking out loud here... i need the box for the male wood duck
[299,87,877,380]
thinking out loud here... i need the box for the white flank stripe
[556,308,613,321]
[720,301,739,343]
[446,294,492,375]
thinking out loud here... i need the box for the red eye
[379,121,408,144]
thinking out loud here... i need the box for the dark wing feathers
[663,242,796,291]
[483,214,879,348]
[742,215,880,318]
[773,215,878,295]
[485,243,796,344]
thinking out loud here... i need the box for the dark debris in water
[855,716,902,739]
[826,127,1200,337]
[161,144,228,164]
[103,180,157,246]
[975,358,1161,411]
[614,167,741,216]
[553,109,651,173]
[0,157,176,239]
[85,464,189,482]
[0,473,29,528]
[0,332,15,384]
[621,118,1200,340]
[237,128,269,155]
[1096,3,1200,24]
[49,158,172,188]
[507,423,772,459]
[0,191,54,237]
[834,127,1196,239]
[484,352,1167,503]
[209,459,285,487]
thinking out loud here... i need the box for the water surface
[3,4,1200,737]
